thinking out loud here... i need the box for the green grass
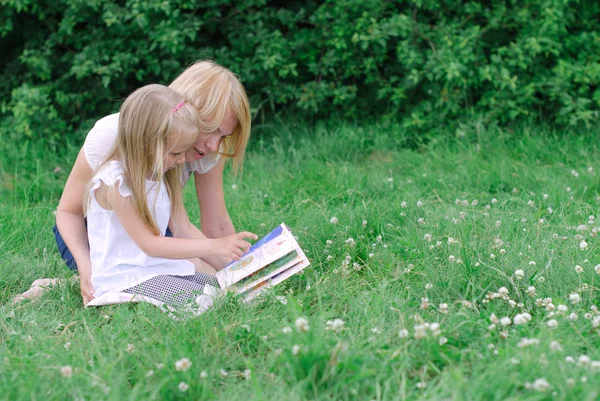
[1,119,600,400]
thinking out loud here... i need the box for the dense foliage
[1,0,599,143]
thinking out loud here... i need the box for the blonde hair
[169,60,251,174]
[87,84,200,235]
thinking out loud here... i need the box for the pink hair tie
[172,101,186,113]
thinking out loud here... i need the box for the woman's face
[185,108,238,163]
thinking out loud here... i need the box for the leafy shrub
[1,0,599,145]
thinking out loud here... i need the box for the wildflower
[491,198,498,204]
[295,317,310,332]
[330,217,338,224]
[126,344,134,353]
[578,355,591,367]
[580,241,588,250]
[568,293,581,304]
[398,329,409,338]
[178,382,189,392]
[345,237,355,246]
[531,378,551,392]
[547,319,558,329]
[64,342,71,351]
[526,286,536,297]
[325,319,345,333]
[401,201,407,208]
[175,358,192,372]
[518,338,540,348]
[416,381,427,389]
[549,341,562,352]
[500,317,511,326]
[291,345,300,355]
[514,270,524,280]
[156,363,165,370]
[276,296,287,305]
[417,200,423,208]
[200,371,208,379]
[565,356,575,363]
[595,264,600,274]
[231,184,237,190]
[513,313,532,325]
[425,283,432,290]
[424,233,432,241]
[60,365,73,378]
[368,253,374,258]
[439,303,448,314]
[438,336,448,345]
[220,369,228,377]
[282,326,292,334]
[146,370,154,377]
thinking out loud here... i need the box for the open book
[215,223,310,302]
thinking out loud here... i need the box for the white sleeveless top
[83,113,221,185]
[88,160,195,298]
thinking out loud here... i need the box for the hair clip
[172,101,186,113]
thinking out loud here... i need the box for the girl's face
[185,108,238,163]
[164,134,195,171]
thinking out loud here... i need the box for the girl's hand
[213,231,258,262]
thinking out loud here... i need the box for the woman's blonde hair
[87,84,200,235]
[169,60,251,174]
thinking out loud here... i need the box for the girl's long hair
[86,84,200,235]
[169,60,251,175]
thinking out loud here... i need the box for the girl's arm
[107,183,255,262]
[55,148,95,304]
[194,157,236,238]
[169,205,234,270]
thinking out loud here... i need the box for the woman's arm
[194,157,235,238]
[107,183,255,262]
[55,148,95,304]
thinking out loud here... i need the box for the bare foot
[12,278,69,305]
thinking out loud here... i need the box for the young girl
[54,60,252,304]
[85,84,256,309]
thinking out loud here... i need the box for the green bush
[1,0,599,145]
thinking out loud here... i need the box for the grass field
[1,119,600,400]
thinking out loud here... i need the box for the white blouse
[83,113,221,185]
[87,160,195,298]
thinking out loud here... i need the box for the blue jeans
[53,222,173,272]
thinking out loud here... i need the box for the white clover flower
[531,378,551,392]
[439,303,448,314]
[590,361,600,372]
[578,355,591,367]
[200,371,208,379]
[528,200,535,207]
[60,365,73,378]
[126,344,134,353]
[447,237,458,244]
[496,220,502,227]
[569,293,581,304]
[498,287,509,296]
[220,369,228,377]
[295,317,310,332]
[417,200,423,207]
[64,342,71,351]
[146,370,154,377]
[491,198,498,204]
[438,337,448,345]
[424,233,433,241]
[282,326,292,334]
[513,313,532,325]
[518,338,540,348]
[526,286,537,297]
[595,264,600,274]
[276,296,288,305]
[565,356,575,363]
[231,184,237,190]
[549,341,562,352]
[500,317,512,326]
[413,324,428,339]
[325,319,345,333]
[529,261,536,266]
[416,381,427,389]
[175,358,192,372]
[425,283,432,290]
[579,241,588,250]
[401,201,407,208]
[398,329,409,338]
[514,270,524,280]
[510,358,520,365]
[569,313,578,321]
[547,319,558,329]
[178,382,189,392]
[330,217,339,224]
[291,344,300,355]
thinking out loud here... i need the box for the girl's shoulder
[92,160,131,198]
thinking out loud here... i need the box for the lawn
[1,119,599,400]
